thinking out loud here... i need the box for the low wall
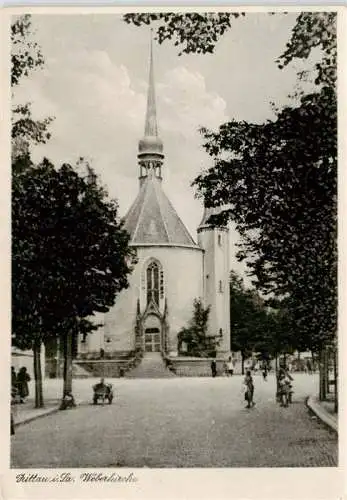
[165,357,230,377]
[12,347,45,381]
[77,350,135,360]
[74,358,139,378]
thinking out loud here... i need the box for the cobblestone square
[11,373,337,468]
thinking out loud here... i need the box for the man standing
[211,359,217,378]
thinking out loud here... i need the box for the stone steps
[72,363,91,379]
[125,352,175,379]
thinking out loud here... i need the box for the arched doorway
[143,315,161,352]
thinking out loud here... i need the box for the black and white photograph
[8,7,340,477]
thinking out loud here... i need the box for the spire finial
[138,30,164,186]
[144,29,158,137]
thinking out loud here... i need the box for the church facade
[79,43,230,359]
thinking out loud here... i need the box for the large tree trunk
[56,337,61,378]
[334,347,338,413]
[33,338,44,408]
[319,349,326,401]
[324,349,330,395]
[61,330,74,408]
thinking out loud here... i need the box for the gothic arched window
[147,262,160,306]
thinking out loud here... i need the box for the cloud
[15,49,229,229]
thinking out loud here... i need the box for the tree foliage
[124,12,244,55]
[277,12,337,87]
[12,156,136,352]
[177,298,218,357]
[230,272,303,371]
[124,11,336,77]
[229,272,260,357]
[192,13,337,351]
[11,14,44,87]
[11,15,52,159]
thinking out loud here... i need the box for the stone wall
[74,358,138,378]
[165,357,229,377]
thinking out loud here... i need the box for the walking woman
[244,370,255,408]
[277,368,293,407]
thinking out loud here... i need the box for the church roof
[123,175,198,247]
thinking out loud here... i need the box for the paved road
[11,374,337,468]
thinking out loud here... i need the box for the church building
[79,41,231,359]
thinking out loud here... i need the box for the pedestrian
[211,359,217,378]
[244,370,255,408]
[11,366,17,388]
[262,364,268,381]
[11,385,17,436]
[277,368,293,407]
[17,366,30,403]
[226,356,234,376]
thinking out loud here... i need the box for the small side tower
[197,206,230,354]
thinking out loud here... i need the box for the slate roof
[123,176,198,247]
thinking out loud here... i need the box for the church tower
[198,207,231,354]
[76,35,232,361]
[113,34,203,356]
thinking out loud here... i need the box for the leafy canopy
[177,298,219,357]
[124,12,244,55]
[11,15,53,159]
[12,156,136,349]
[193,13,337,351]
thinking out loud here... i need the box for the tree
[11,15,53,161]
[188,12,337,354]
[11,15,54,407]
[177,298,218,357]
[194,87,336,353]
[229,272,257,373]
[124,11,335,83]
[12,157,136,407]
[124,12,244,55]
[277,12,336,88]
[229,273,303,373]
[229,271,277,373]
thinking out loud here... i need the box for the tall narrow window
[147,262,160,306]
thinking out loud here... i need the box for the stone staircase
[72,363,92,379]
[125,352,176,379]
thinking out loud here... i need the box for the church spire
[144,32,158,137]
[138,31,164,186]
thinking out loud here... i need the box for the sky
[13,12,317,282]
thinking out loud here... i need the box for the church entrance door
[144,328,161,352]
[143,315,161,352]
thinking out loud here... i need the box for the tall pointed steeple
[144,33,158,137]
[138,31,164,185]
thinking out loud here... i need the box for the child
[244,370,255,408]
